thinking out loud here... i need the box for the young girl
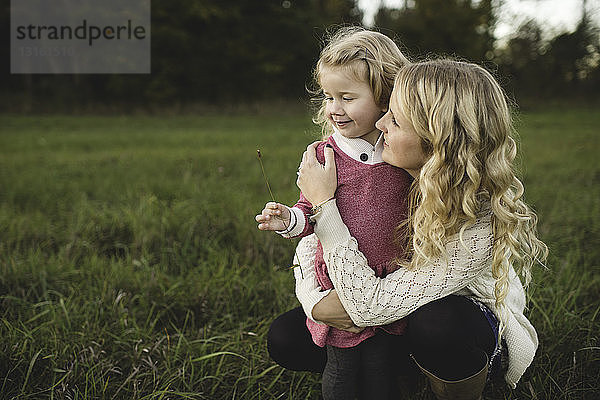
[256,27,411,399]
[295,59,549,399]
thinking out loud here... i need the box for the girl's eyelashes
[322,94,354,102]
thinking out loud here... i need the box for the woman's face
[376,88,427,178]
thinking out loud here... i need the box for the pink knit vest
[294,136,412,348]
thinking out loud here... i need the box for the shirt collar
[331,129,384,165]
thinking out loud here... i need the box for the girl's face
[376,88,427,177]
[320,65,385,146]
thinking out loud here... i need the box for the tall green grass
[0,110,598,399]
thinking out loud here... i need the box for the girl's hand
[297,142,337,205]
[313,290,363,333]
[255,202,291,231]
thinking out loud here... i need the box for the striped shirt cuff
[276,206,306,238]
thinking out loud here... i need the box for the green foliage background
[2,0,599,111]
[1,0,599,398]
[0,109,599,399]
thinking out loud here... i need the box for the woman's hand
[313,290,363,333]
[297,141,337,205]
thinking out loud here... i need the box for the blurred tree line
[1,0,598,112]
[375,0,600,102]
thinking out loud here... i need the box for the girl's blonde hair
[311,26,410,137]
[394,59,547,312]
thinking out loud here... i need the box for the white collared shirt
[330,129,384,165]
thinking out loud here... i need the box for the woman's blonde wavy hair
[394,59,548,312]
[310,26,409,138]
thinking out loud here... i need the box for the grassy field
[0,109,598,399]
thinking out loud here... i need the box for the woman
[270,59,547,400]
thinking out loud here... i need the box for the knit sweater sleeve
[292,234,330,321]
[313,200,494,327]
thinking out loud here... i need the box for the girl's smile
[320,64,386,146]
[333,119,352,128]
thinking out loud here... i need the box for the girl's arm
[312,199,494,327]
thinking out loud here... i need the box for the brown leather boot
[412,352,488,400]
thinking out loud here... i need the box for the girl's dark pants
[267,295,497,399]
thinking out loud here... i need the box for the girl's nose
[330,99,344,114]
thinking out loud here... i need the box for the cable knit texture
[289,135,412,348]
[293,234,330,321]
[310,200,538,388]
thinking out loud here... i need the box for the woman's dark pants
[267,295,497,398]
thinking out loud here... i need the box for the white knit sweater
[293,199,537,388]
